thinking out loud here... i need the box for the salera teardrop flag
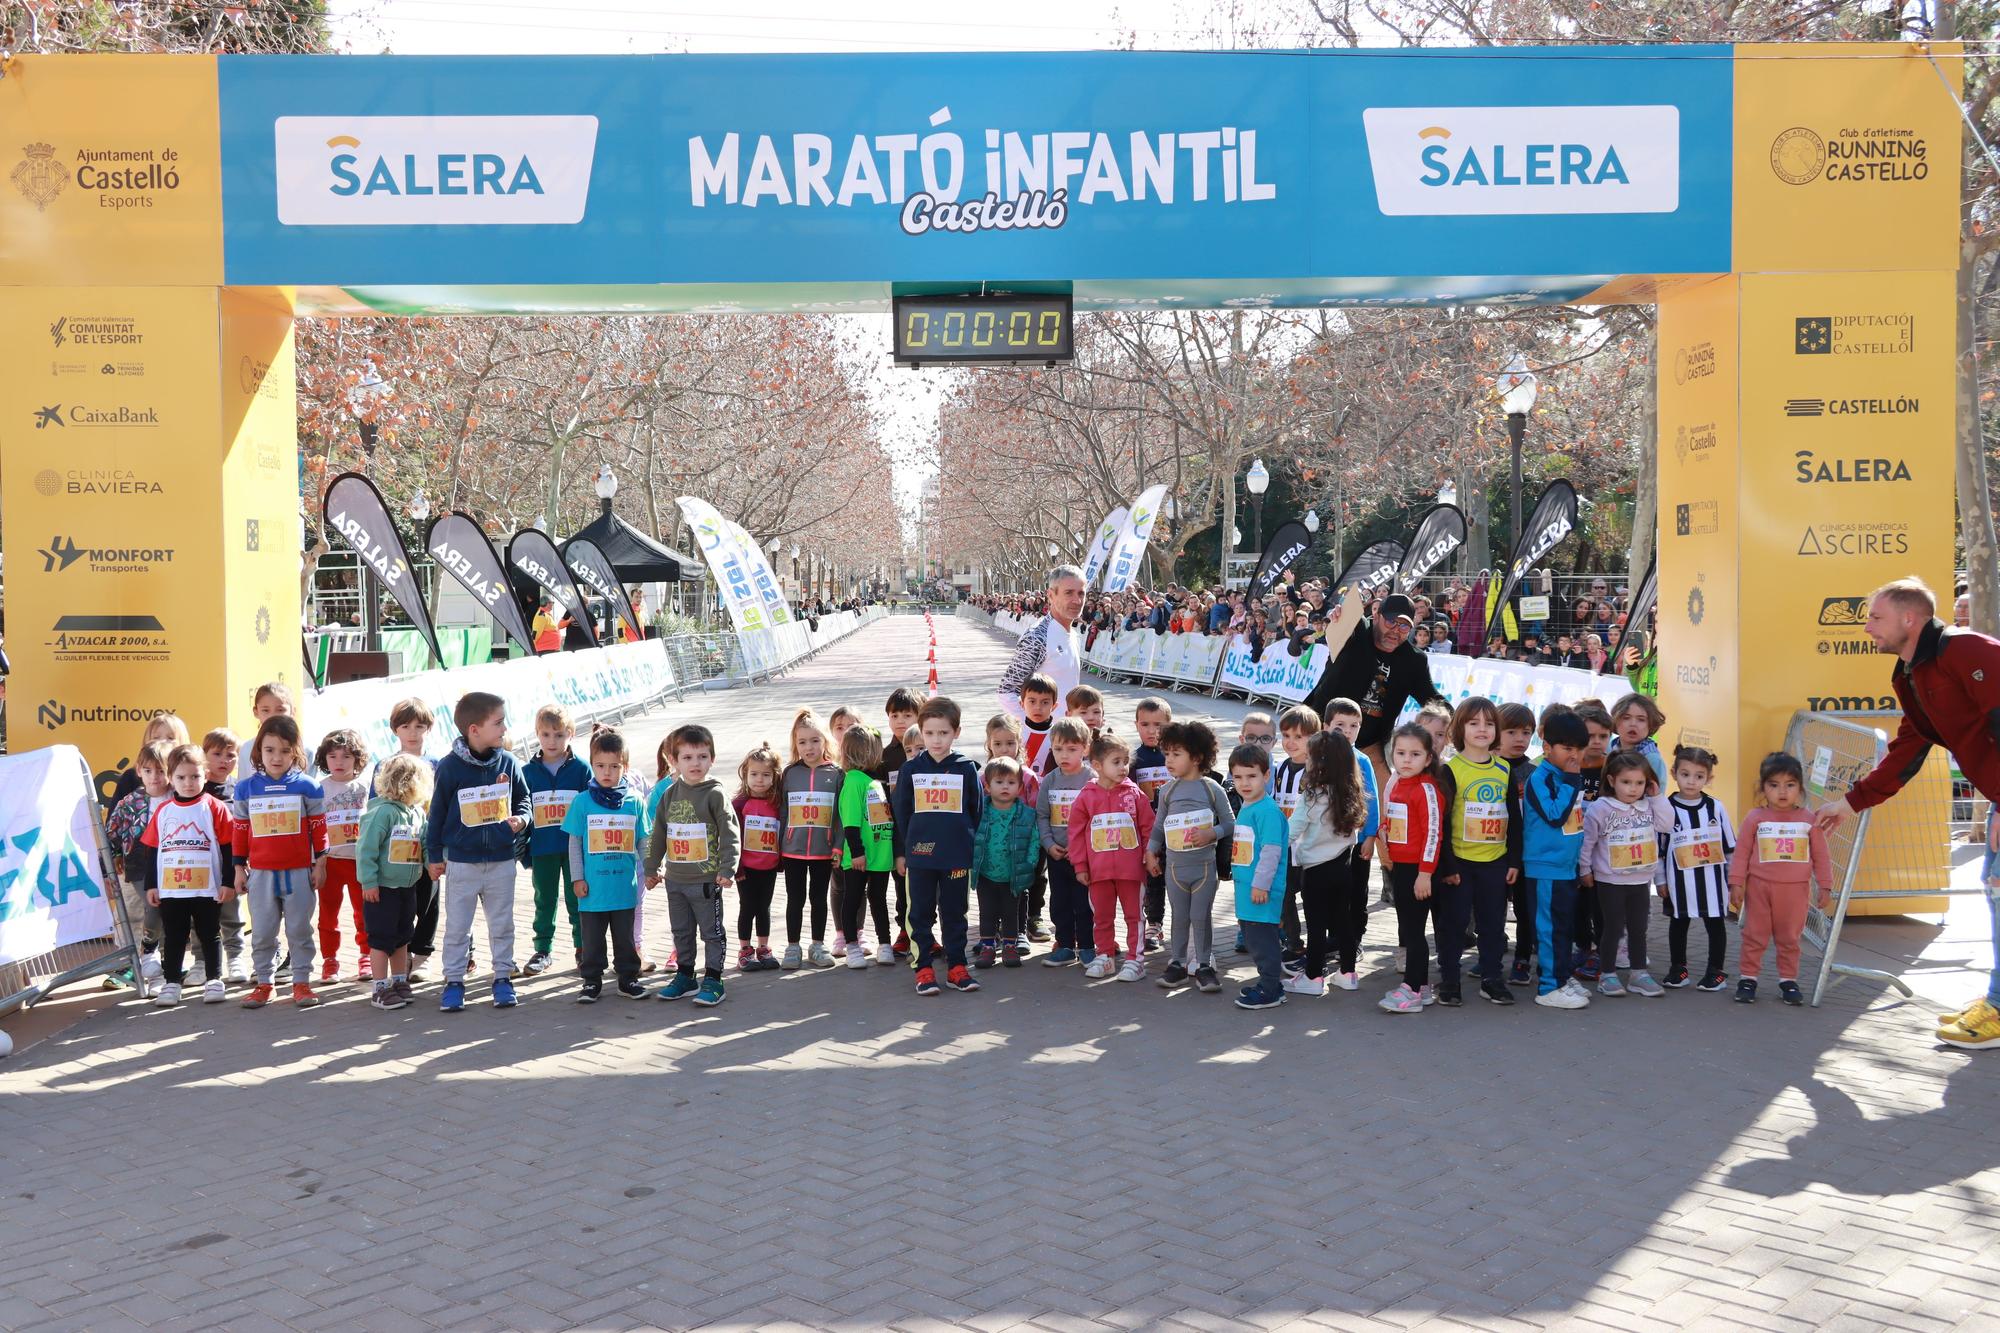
[1396,503,1467,591]
[1604,553,1658,675]
[563,537,643,643]
[320,471,442,668]
[1484,479,1579,644]
[426,511,536,655]
[507,527,600,648]
[1101,484,1169,595]
[1332,540,1405,598]
[1249,520,1313,600]
[1082,506,1128,588]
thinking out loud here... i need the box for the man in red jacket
[1817,577,2000,1049]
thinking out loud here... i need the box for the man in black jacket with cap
[1304,592,1447,781]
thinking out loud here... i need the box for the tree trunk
[1629,321,1659,585]
[1940,0,1998,631]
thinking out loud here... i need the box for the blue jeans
[1242,920,1284,996]
[1533,877,1577,995]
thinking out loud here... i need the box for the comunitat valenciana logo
[273,116,599,226]
[1361,105,1680,217]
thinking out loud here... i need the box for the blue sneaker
[1234,984,1286,1011]
[1078,947,1097,967]
[693,975,726,1006]
[656,971,699,1000]
[439,981,465,1012]
[491,978,518,1008]
[1040,947,1077,968]
[1234,929,1247,954]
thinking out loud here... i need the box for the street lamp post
[1496,354,1539,556]
[1245,458,1270,558]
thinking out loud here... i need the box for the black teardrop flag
[1333,540,1406,598]
[427,511,536,656]
[507,528,599,649]
[563,536,643,643]
[1250,520,1314,600]
[1484,479,1580,644]
[1396,503,1468,591]
[1604,553,1658,675]
[321,471,442,668]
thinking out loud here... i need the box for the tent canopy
[566,503,695,583]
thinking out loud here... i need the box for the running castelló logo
[273,116,599,226]
[10,142,70,211]
[1362,106,1679,216]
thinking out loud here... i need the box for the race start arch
[0,45,1963,808]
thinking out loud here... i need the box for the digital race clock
[892,294,1074,366]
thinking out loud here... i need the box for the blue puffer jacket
[427,739,530,865]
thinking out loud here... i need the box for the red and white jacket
[1381,773,1445,875]
[140,793,236,899]
[232,769,327,872]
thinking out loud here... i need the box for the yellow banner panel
[1734,42,1961,276]
[0,56,222,287]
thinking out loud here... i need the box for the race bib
[742,814,779,854]
[1232,827,1255,868]
[1671,826,1726,869]
[1563,801,1584,836]
[886,768,900,789]
[1089,811,1139,853]
[1605,826,1658,872]
[159,848,211,893]
[1757,821,1811,864]
[1050,787,1079,828]
[532,790,579,828]
[788,789,834,827]
[1461,800,1506,845]
[663,820,708,863]
[911,774,962,815]
[1276,789,1301,818]
[324,808,360,848]
[1135,766,1168,799]
[588,813,638,856]
[865,790,893,829]
[387,823,423,865]
[1384,801,1409,846]
[1163,809,1213,852]
[247,794,302,839]
[458,783,509,828]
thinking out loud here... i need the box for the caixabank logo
[1770,126,1928,186]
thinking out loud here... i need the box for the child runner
[1323,699,1378,990]
[1377,721,1449,1015]
[1522,705,1592,1009]
[1145,721,1232,993]
[427,691,530,1012]
[733,743,784,971]
[893,695,983,996]
[777,707,840,970]
[1727,752,1832,1006]
[1273,705,1321,968]
[358,754,433,1010]
[1578,751,1674,998]
[138,744,236,1007]
[835,725,896,969]
[983,713,1040,959]
[1496,702,1538,988]
[883,687,923,955]
[1285,728,1369,998]
[1940,807,2000,1047]
[642,724,734,1006]
[523,704,591,976]
[1065,683,1108,737]
[106,740,171,997]
[382,698,445,983]
[1133,697,1173,953]
[1606,691,1669,787]
[312,729,373,983]
[200,726,248,984]
[827,704,865,954]
[108,711,190,811]
[572,728,657,1002]
[1662,745,1734,991]
[1035,718,1096,967]
[238,682,294,782]
[1569,698,1614,981]
[234,716,327,1009]
[971,755,1037,968]
[1229,743,1290,1011]
[1071,732,1156,982]
[1441,697,1515,1007]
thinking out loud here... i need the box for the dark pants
[782,858,831,944]
[1295,857,1343,981]
[1597,880,1653,972]
[361,882,419,955]
[159,897,221,984]
[907,866,970,969]
[1143,866,1165,929]
[1572,885,1602,955]
[1243,920,1284,996]
[1510,871,1536,961]
[736,866,777,940]
[1669,916,1728,978]
[1281,868,1302,952]
[1027,852,1045,928]
[1457,860,1513,982]
[976,876,1022,941]
[409,869,440,957]
[1532,877,1577,995]
[892,867,909,936]
[1046,854,1094,953]
[579,907,639,983]
[1389,862,1467,989]
[839,866,891,941]
[1337,850,1372,973]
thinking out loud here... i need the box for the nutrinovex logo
[1362,104,1679,217]
[274,115,599,226]
[39,700,168,731]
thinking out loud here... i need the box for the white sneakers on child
[1378,983,1423,1013]
[1115,958,1143,983]
[202,979,228,1004]
[1330,971,1359,991]
[1282,974,1326,997]
[1535,979,1591,1009]
[875,944,896,966]
[846,945,869,970]
[226,955,251,985]
[153,982,182,1008]
[1084,955,1117,980]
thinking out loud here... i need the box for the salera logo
[1362,105,1679,217]
[10,142,70,211]
[274,116,599,226]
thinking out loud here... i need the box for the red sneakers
[946,965,980,993]
[291,983,322,1009]
[239,984,274,1009]
[914,966,940,996]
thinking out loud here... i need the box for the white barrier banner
[1218,635,1329,703]
[0,746,114,966]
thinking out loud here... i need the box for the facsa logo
[274,116,598,226]
[1362,105,1679,217]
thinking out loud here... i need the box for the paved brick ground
[5,612,2000,1332]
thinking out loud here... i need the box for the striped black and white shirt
[1662,792,1735,919]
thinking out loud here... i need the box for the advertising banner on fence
[322,472,444,667]
[1217,636,1327,703]
[1082,507,1128,588]
[1396,503,1468,590]
[427,511,535,655]
[0,747,114,967]
[507,527,600,648]
[1102,485,1170,596]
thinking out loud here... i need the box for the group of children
[100,669,1835,1017]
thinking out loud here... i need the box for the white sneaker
[184,962,206,987]
[846,945,869,970]
[152,982,182,1008]
[1535,983,1589,1009]
[1615,942,1631,969]
[201,979,228,1004]
[806,942,836,969]
[875,944,896,966]
[1084,955,1117,979]
[1562,977,1593,1001]
[140,953,164,985]
[1116,958,1143,983]
[226,955,251,985]
[1331,971,1359,991]
[1283,974,1326,996]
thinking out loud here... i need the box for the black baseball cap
[1379,593,1417,625]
